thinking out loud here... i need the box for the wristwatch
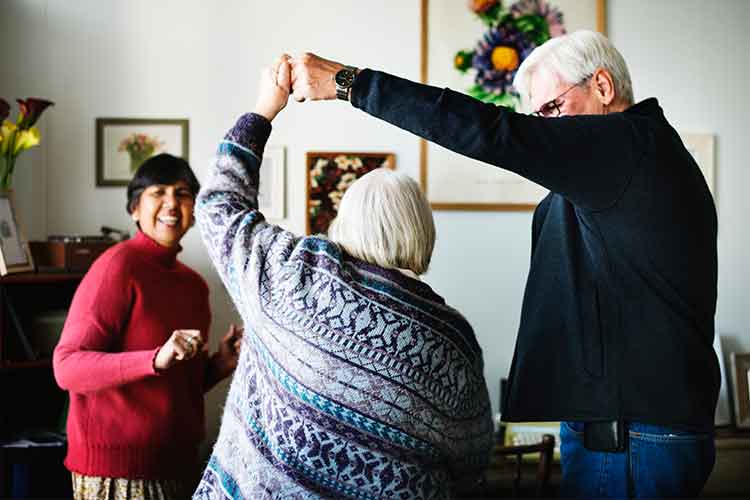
[335,66,358,101]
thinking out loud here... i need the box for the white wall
[2,0,748,461]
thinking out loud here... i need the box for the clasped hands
[254,53,348,122]
[154,324,243,376]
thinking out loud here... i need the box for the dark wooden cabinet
[0,272,82,498]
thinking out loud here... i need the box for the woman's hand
[154,329,204,371]
[211,324,244,379]
[254,54,292,122]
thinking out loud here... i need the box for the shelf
[0,272,84,285]
[0,359,53,371]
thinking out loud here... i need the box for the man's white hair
[328,168,435,275]
[514,30,634,112]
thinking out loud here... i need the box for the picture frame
[679,133,716,197]
[420,0,607,211]
[0,191,35,275]
[714,335,732,426]
[259,146,286,220]
[96,118,189,187]
[730,352,750,429]
[305,152,395,235]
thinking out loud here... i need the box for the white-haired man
[290,30,719,497]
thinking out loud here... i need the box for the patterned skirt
[71,473,187,500]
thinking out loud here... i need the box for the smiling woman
[53,152,245,500]
[126,154,199,248]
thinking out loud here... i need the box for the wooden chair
[462,433,556,499]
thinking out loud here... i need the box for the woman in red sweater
[53,154,242,500]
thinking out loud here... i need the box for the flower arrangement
[118,133,164,172]
[0,97,55,190]
[455,0,566,107]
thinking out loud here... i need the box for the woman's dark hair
[126,154,200,214]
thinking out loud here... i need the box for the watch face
[335,69,355,87]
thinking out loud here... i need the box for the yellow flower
[491,46,520,71]
[0,120,17,154]
[13,127,40,154]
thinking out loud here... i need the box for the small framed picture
[0,191,34,275]
[305,151,395,234]
[730,352,750,429]
[259,146,286,220]
[680,133,715,196]
[96,118,189,187]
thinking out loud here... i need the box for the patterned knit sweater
[193,113,494,499]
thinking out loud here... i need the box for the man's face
[529,66,603,117]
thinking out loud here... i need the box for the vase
[0,155,15,191]
[128,148,155,173]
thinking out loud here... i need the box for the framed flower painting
[305,152,395,234]
[96,118,189,187]
[420,0,606,210]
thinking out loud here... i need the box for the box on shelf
[29,237,116,273]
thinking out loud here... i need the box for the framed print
[0,191,34,275]
[714,335,731,426]
[680,133,715,197]
[420,0,607,210]
[730,352,750,429]
[259,146,286,220]
[306,152,395,235]
[96,118,189,187]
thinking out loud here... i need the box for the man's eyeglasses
[532,77,591,118]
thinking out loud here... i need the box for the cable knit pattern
[193,113,494,499]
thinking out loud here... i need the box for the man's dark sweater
[351,69,719,431]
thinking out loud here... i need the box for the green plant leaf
[513,14,550,45]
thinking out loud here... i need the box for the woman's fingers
[277,58,291,90]
[174,329,202,360]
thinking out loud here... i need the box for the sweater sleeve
[351,69,646,211]
[53,252,160,393]
[195,113,303,317]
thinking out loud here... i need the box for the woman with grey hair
[291,29,718,498]
[193,56,494,499]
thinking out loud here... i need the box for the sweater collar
[131,230,181,267]
[626,97,662,117]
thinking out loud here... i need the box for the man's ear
[592,67,616,106]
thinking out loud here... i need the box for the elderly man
[290,30,719,498]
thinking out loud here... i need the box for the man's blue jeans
[559,421,715,498]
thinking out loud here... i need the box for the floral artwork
[96,118,188,187]
[306,152,395,234]
[422,0,602,209]
[118,133,165,172]
[455,0,566,107]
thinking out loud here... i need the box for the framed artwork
[680,133,715,197]
[259,146,286,220]
[96,118,189,187]
[730,353,750,429]
[420,0,607,210]
[714,335,731,426]
[305,152,395,234]
[0,191,34,275]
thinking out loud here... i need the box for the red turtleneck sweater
[53,231,212,479]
